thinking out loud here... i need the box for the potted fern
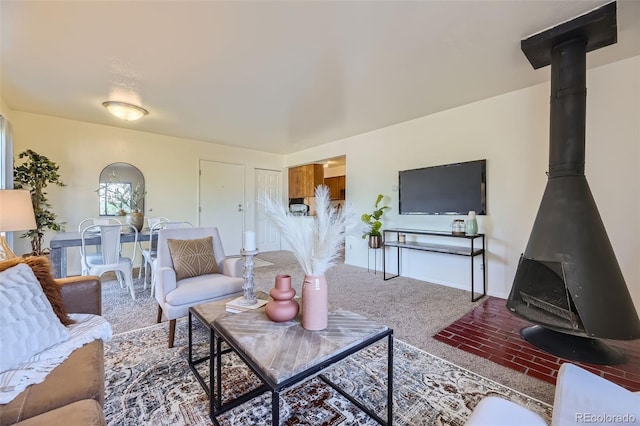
[361,194,389,249]
[13,149,66,256]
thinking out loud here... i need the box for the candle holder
[236,248,259,306]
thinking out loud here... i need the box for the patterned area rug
[104,320,552,425]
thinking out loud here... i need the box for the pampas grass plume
[260,185,356,276]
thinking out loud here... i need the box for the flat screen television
[399,159,486,215]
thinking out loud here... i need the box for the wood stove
[507,2,640,365]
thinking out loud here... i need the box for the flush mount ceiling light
[102,101,148,121]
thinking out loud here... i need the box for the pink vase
[301,274,328,330]
[265,274,299,322]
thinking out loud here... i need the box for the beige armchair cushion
[167,236,219,280]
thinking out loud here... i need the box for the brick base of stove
[433,296,640,392]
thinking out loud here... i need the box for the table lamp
[0,189,37,260]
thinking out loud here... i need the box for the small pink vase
[265,274,299,322]
[301,274,328,330]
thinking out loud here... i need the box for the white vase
[466,211,478,235]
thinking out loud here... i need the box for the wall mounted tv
[399,159,486,215]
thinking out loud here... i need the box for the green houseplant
[13,149,66,255]
[361,194,389,248]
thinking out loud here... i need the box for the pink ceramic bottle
[265,274,299,322]
[301,274,328,330]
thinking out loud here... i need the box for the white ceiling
[2,1,639,155]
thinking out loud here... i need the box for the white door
[255,169,282,252]
[199,160,245,255]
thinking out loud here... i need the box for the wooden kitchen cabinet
[324,175,346,200]
[288,164,324,198]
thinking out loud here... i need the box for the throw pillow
[0,263,71,373]
[0,256,74,325]
[167,236,219,280]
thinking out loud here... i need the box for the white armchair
[155,226,244,347]
[466,362,640,426]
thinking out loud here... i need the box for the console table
[382,228,486,302]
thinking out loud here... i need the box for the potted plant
[361,194,389,249]
[124,183,146,231]
[13,149,66,256]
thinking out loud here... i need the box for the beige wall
[9,113,284,274]
[285,55,640,309]
[5,55,639,310]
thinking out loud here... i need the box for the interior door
[199,160,245,255]
[255,169,282,252]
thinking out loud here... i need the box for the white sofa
[154,226,244,347]
[466,362,640,425]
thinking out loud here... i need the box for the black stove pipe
[548,38,586,178]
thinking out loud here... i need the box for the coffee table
[210,308,393,425]
[187,292,269,401]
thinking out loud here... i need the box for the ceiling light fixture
[102,101,148,121]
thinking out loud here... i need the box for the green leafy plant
[13,149,66,255]
[361,194,389,238]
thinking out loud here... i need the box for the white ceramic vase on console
[466,211,478,236]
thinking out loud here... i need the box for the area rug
[104,320,552,425]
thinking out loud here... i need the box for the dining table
[49,229,151,278]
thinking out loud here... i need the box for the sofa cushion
[0,340,104,426]
[0,264,70,373]
[10,399,105,426]
[167,236,219,280]
[552,363,640,426]
[0,256,74,326]
[0,313,112,405]
[465,396,547,426]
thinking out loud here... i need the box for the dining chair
[77,217,123,267]
[80,223,139,299]
[78,217,122,232]
[138,216,170,282]
[141,220,193,296]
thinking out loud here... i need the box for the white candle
[244,231,256,251]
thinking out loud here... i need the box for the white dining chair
[77,217,122,232]
[138,216,170,282]
[77,217,122,268]
[141,220,193,296]
[80,223,138,299]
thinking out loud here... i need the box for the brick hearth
[433,297,640,392]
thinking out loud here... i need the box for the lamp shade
[0,190,37,232]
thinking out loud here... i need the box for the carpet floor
[100,250,556,406]
[104,319,552,425]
